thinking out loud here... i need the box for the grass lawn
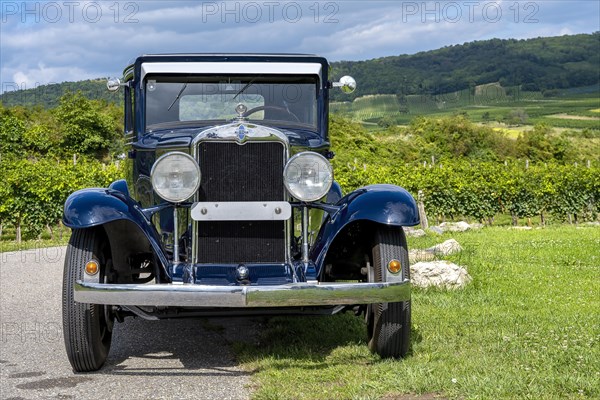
[235,225,600,399]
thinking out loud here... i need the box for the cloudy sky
[1,1,598,91]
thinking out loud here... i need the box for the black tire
[62,228,114,372]
[366,226,411,358]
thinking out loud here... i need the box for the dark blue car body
[62,54,418,371]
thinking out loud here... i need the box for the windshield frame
[143,74,321,132]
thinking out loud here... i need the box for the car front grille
[196,141,286,263]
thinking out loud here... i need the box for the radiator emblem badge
[237,125,247,141]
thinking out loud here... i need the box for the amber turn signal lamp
[387,259,402,274]
[85,260,99,276]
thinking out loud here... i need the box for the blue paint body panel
[63,187,170,274]
[311,184,420,274]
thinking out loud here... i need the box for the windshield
[145,75,318,130]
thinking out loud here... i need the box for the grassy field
[331,85,600,131]
[235,225,600,399]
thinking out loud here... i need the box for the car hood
[138,122,328,150]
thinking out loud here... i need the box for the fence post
[16,216,21,244]
[417,190,429,230]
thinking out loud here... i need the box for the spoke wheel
[366,226,411,358]
[62,228,114,372]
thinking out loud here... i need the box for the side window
[124,83,135,134]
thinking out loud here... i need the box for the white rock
[404,228,426,237]
[428,226,444,235]
[584,221,600,226]
[411,261,472,289]
[426,239,463,256]
[439,221,471,232]
[409,249,435,263]
[469,223,484,230]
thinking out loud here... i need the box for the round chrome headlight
[151,152,201,203]
[283,152,333,202]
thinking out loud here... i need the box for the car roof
[124,53,329,80]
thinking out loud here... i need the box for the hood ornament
[235,103,247,119]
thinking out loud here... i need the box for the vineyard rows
[334,160,599,225]
[0,156,597,243]
[0,158,123,242]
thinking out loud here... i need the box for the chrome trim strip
[75,280,410,308]
[141,62,322,82]
[190,122,291,146]
[191,201,291,221]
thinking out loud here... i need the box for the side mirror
[332,75,356,94]
[107,77,122,92]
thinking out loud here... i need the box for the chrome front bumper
[74,280,410,308]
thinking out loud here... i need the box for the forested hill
[1,33,598,107]
[330,33,599,100]
[0,79,118,108]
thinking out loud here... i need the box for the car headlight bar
[283,151,333,202]
[151,152,201,203]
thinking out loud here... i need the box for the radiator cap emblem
[236,124,247,141]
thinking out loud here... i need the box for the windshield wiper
[167,83,188,111]
[232,76,261,101]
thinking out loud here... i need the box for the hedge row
[0,157,123,241]
[0,157,597,242]
[334,160,599,224]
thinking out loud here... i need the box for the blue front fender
[63,185,170,272]
[310,184,419,273]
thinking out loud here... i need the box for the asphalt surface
[0,246,260,400]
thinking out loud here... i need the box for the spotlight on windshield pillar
[107,77,121,92]
[332,75,356,94]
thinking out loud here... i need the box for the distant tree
[377,115,395,128]
[54,92,121,158]
[516,124,575,162]
[505,109,529,126]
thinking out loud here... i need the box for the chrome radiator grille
[196,142,286,263]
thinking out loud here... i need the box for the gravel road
[0,246,259,400]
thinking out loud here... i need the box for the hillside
[0,79,118,108]
[330,33,599,101]
[1,33,598,108]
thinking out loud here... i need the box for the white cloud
[0,0,598,92]
[6,63,92,90]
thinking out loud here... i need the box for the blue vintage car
[61,54,419,372]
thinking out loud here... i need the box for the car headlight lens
[151,152,201,203]
[283,152,333,202]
